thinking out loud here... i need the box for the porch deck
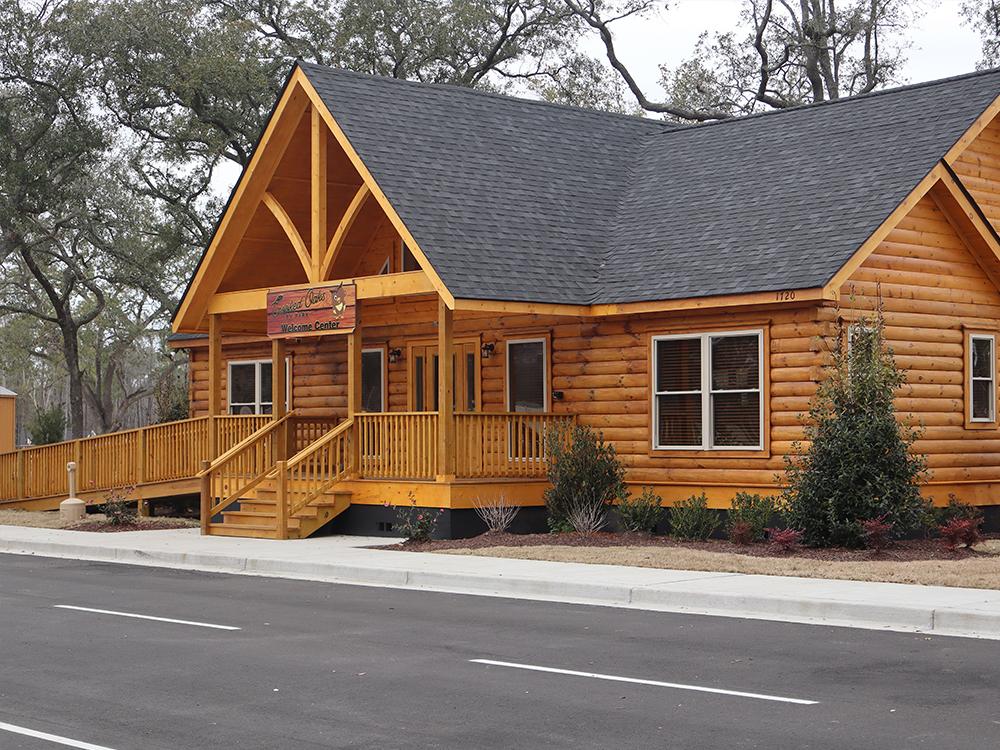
[0,412,569,538]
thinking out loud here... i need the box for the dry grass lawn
[440,540,1000,590]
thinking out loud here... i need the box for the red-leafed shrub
[938,518,982,552]
[767,528,803,553]
[728,520,755,546]
[861,515,894,553]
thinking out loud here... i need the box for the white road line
[0,720,118,750]
[53,605,240,631]
[469,659,818,705]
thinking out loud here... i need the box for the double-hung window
[653,331,763,450]
[969,333,996,422]
[228,360,290,415]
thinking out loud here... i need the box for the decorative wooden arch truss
[172,66,452,334]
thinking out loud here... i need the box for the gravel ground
[0,509,197,532]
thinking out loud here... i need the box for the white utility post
[59,461,85,522]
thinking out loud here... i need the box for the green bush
[390,494,443,542]
[936,495,984,527]
[726,492,778,543]
[617,487,664,533]
[782,311,930,547]
[670,492,719,541]
[101,486,137,526]
[27,405,65,445]
[544,422,625,533]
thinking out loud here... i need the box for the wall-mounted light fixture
[388,348,403,364]
[480,342,495,359]
[553,390,565,401]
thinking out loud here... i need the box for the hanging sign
[266,282,357,339]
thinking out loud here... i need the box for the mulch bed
[68,520,194,533]
[378,531,997,562]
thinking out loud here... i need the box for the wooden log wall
[188,295,824,505]
[837,190,1000,503]
[951,116,1000,233]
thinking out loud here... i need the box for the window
[652,331,763,450]
[970,334,995,422]
[401,243,421,272]
[361,348,386,413]
[506,339,547,413]
[377,257,390,275]
[228,360,290,415]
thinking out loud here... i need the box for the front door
[409,342,479,412]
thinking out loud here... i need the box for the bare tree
[566,0,920,121]
[962,0,1000,67]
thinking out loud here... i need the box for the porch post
[271,338,287,421]
[347,322,362,418]
[207,313,223,458]
[272,337,287,461]
[437,297,455,479]
[347,316,362,475]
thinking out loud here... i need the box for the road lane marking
[469,659,818,705]
[0,720,118,749]
[53,605,240,631]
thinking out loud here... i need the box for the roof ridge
[297,60,674,131]
[658,66,1000,136]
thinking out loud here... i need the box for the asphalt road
[0,553,997,749]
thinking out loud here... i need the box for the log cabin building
[7,62,1000,538]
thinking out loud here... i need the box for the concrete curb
[2,537,999,639]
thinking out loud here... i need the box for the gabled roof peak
[296,60,672,131]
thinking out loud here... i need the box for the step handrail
[197,411,297,478]
[199,412,297,532]
[274,417,355,522]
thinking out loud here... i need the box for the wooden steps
[212,482,352,539]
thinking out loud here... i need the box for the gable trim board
[173,67,454,334]
[174,62,1000,334]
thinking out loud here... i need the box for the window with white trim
[653,331,763,450]
[361,348,386,412]
[228,360,290,415]
[506,339,548,413]
[970,333,995,422]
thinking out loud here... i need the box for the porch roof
[299,62,1000,306]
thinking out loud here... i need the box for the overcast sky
[589,0,982,95]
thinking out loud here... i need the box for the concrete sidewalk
[1,525,999,639]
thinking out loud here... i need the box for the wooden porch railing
[0,414,271,503]
[198,413,296,532]
[355,412,438,480]
[275,418,355,536]
[454,412,573,479]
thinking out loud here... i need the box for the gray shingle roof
[301,63,1000,306]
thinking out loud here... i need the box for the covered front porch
[194,277,573,538]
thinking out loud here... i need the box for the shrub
[861,515,894,553]
[566,501,607,535]
[670,493,719,541]
[936,495,984,527]
[726,492,778,543]
[767,527,803,553]
[27,405,66,445]
[782,309,929,547]
[101,486,138,526]
[617,487,664,533]
[728,520,755,546]
[544,422,625,533]
[472,494,519,534]
[938,518,983,552]
[390,494,443,542]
